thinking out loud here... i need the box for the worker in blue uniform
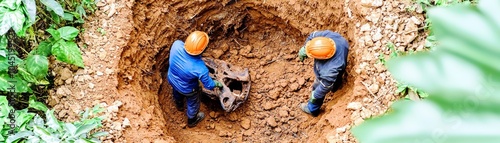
[297,30,349,117]
[167,31,223,127]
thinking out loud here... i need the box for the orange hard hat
[184,31,209,55]
[305,37,336,59]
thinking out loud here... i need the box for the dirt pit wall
[117,0,362,142]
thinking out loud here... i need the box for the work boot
[187,112,205,128]
[299,103,319,117]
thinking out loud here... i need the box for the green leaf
[353,93,500,143]
[0,0,21,10]
[75,122,98,137]
[34,41,52,56]
[17,67,37,84]
[40,0,64,17]
[26,136,40,143]
[6,131,33,143]
[76,5,86,18]
[63,12,74,21]
[52,41,84,68]
[57,26,79,41]
[45,109,61,131]
[21,0,36,24]
[33,125,60,142]
[32,115,44,126]
[0,35,6,50]
[24,55,48,79]
[46,28,60,40]
[28,95,48,112]
[0,10,26,36]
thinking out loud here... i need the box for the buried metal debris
[201,58,251,112]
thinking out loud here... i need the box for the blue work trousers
[173,89,200,119]
[307,76,343,112]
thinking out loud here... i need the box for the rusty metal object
[201,57,251,112]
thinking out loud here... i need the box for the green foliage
[0,96,108,143]
[352,0,500,142]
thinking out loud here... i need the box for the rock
[361,108,373,119]
[113,100,123,107]
[263,102,274,110]
[243,130,253,136]
[336,126,347,133]
[227,132,233,137]
[372,31,383,42]
[209,111,217,118]
[269,89,280,100]
[369,84,380,94]
[361,0,383,7]
[297,78,306,86]
[354,118,364,125]
[60,68,73,81]
[111,122,122,131]
[212,49,225,59]
[107,105,119,113]
[107,4,116,18]
[58,110,68,117]
[292,127,298,133]
[89,83,95,89]
[122,118,130,128]
[209,123,215,129]
[366,11,382,24]
[228,113,238,122]
[240,118,251,130]
[266,117,278,127]
[360,23,371,32]
[99,50,107,60]
[255,94,262,99]
[289,77,297,83]
[105,68,114,75]
[275,127,282,132]
[410,16,421,25]
[97,71,104,76]
[347,102,362,110]
[278,110,288,117]
[289,83,300,91]
[218,132,227,137]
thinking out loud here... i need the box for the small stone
[111,122,122,131]
[360,23,371,32]
[289,83,300,91]
[228,113,238,122]
[298,78,305,86]
[227,132,233,137]
[58,110,68,117]
[336,126,347,133]
[107,105,119,113]
[122,118,130,128]
[243,130,253,136]
[354,118,365,125]
[275,127,282,132]
[347,102,362,110]
[97,71,104,76]
[180,123,186,128]
[113,100,123,107]
[209,111,217,118]
[263,102,274,110]
[218,132,227,137]
[266,117,277,127]
[372,31,383,42]
[292,127,298,133]
[269,89,280,100]
[410,16,421,25]
[89,83,95,89]
[369,84,380,94]
[60,68,73,81]
[105,68,114,75]
[240,118,251,130]
[278,110,288,117]
[210,123,215,129]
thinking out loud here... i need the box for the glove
[298,46,307,62]
[214,80,223,88]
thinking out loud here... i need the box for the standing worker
[167,31,223,127]
[297,30,349,117]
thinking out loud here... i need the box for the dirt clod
[347,102,362,110]
[240,118,251,130]
[266,117,278,128]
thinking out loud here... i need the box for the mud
[117,0,360,142]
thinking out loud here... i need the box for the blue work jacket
[167,40,216,94]
[305,30,349,98]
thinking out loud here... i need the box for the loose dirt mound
[48,0,427,142]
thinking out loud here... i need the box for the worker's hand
[214,80,223,88]
[298,46,307,62]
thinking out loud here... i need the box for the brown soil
[48,0,427,142]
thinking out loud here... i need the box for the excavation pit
[117,0,359,142]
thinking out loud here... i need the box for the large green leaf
[52,40,84,68]
[39,0,64,17]
[0,10,26,36]
[0,0,21,10]
[33,41,52,56]
[14,109,35,130]
[0,57,10,72]
[21,0,36,24]
[33,125,60,142]
[352,94,500,143]
[45,109,61,131]
[24,55,48,79]
[6,130,33,143]
[28,95,48,112]
[57,26,79,41]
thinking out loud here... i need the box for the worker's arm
[198,67,216,90]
